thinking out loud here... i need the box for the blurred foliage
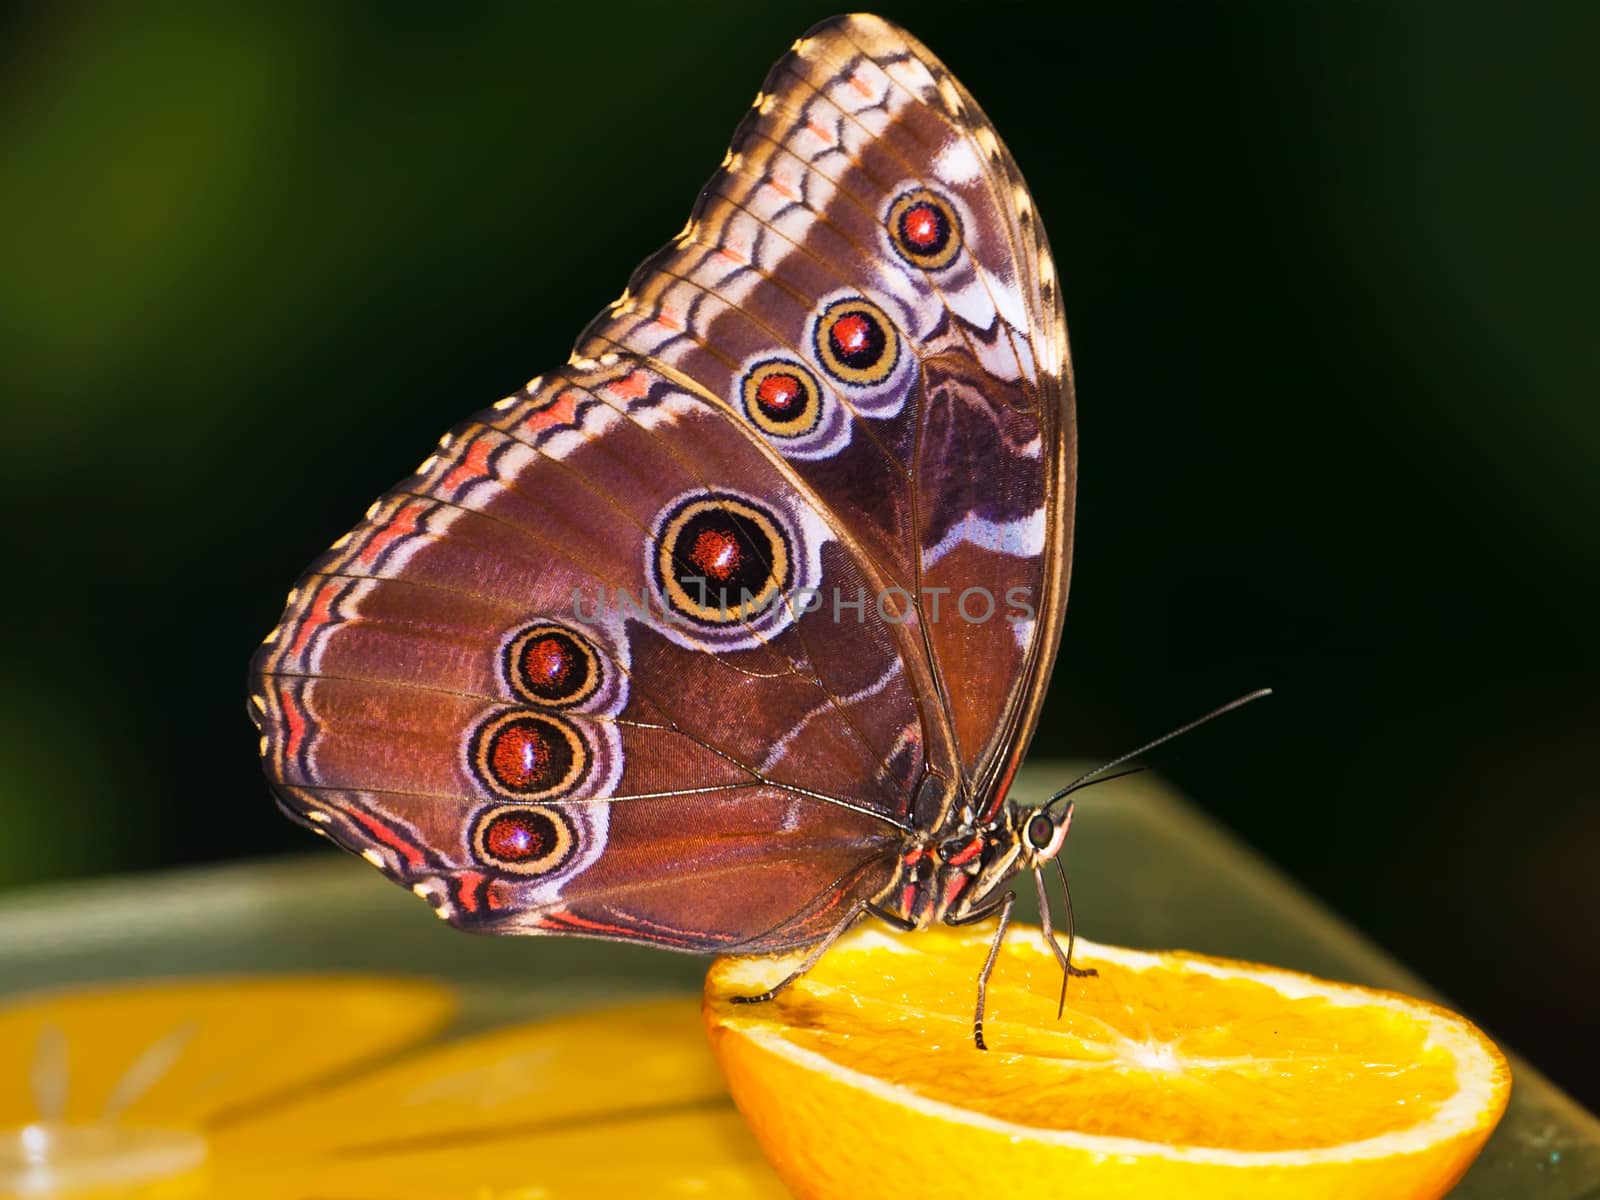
[0,2,1595,1103]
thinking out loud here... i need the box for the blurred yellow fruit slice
[704,925,1509,1200]
[0,976,454,1128]
[213,997,787,1199]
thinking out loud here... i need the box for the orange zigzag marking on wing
[606,369,650,401]
[287,581,341,662]
[441,437,495,492]
[522,389,581,436]
[278,684,308,764]
[356,501,427,568]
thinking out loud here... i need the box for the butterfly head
[1020,799,1075,865]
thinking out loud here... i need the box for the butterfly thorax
[882,801,1026,930]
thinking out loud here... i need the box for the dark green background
[2,2,1595,1107]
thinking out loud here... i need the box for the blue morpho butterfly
[250,13,1266,1047]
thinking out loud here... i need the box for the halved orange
[704,925,1509,1200]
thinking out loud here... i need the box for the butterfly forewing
[584,17,1072,806]
[251,14,1072,950]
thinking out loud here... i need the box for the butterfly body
[857,785,999,929]
[250,14,1078,1000]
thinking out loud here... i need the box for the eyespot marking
[470,710,590,801]
[472,804,578,876]
[887,188,963,271]
[741,359,823,438]
[813,297,901,387]
[505,623,602,709]
[652,493,793,627]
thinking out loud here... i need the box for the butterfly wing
[250,15,1072,949]
[585,15,1074,812]
[251,358,920,951]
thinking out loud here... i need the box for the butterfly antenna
[1044,687,1273,812]
[1053,764,1148,796]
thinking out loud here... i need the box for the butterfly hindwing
[254,359,918,949]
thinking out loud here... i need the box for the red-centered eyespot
[740,359,822,437]
[470,711,588,800]
[472,804,576,875]
[653,493,793,626]
[814,297,900,387]
[887,188,962,270]
[505,623,601,708]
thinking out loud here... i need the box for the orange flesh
[767,943,1457,1151]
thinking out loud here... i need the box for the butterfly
[251,13,1085,1049]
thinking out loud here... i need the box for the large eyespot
[469,710,589,801]
[472,804,577,875]
[741,359,822,438]
[887,188,963,270]
[813,297,901,387]
[653,493,793,626]
[504,623,601,709]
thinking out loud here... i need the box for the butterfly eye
[741,359,822,437]
[504,623,601,708]
[1025,812,1056,852]
[472,804,576,875]
[887,188,963,271]
[469,710,590,801]
[813,297,901,387]
[653,493,793,626]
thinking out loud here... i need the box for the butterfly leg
[729,899,872,1006]
[947,889,1016,1051]
[863,902,919,932]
